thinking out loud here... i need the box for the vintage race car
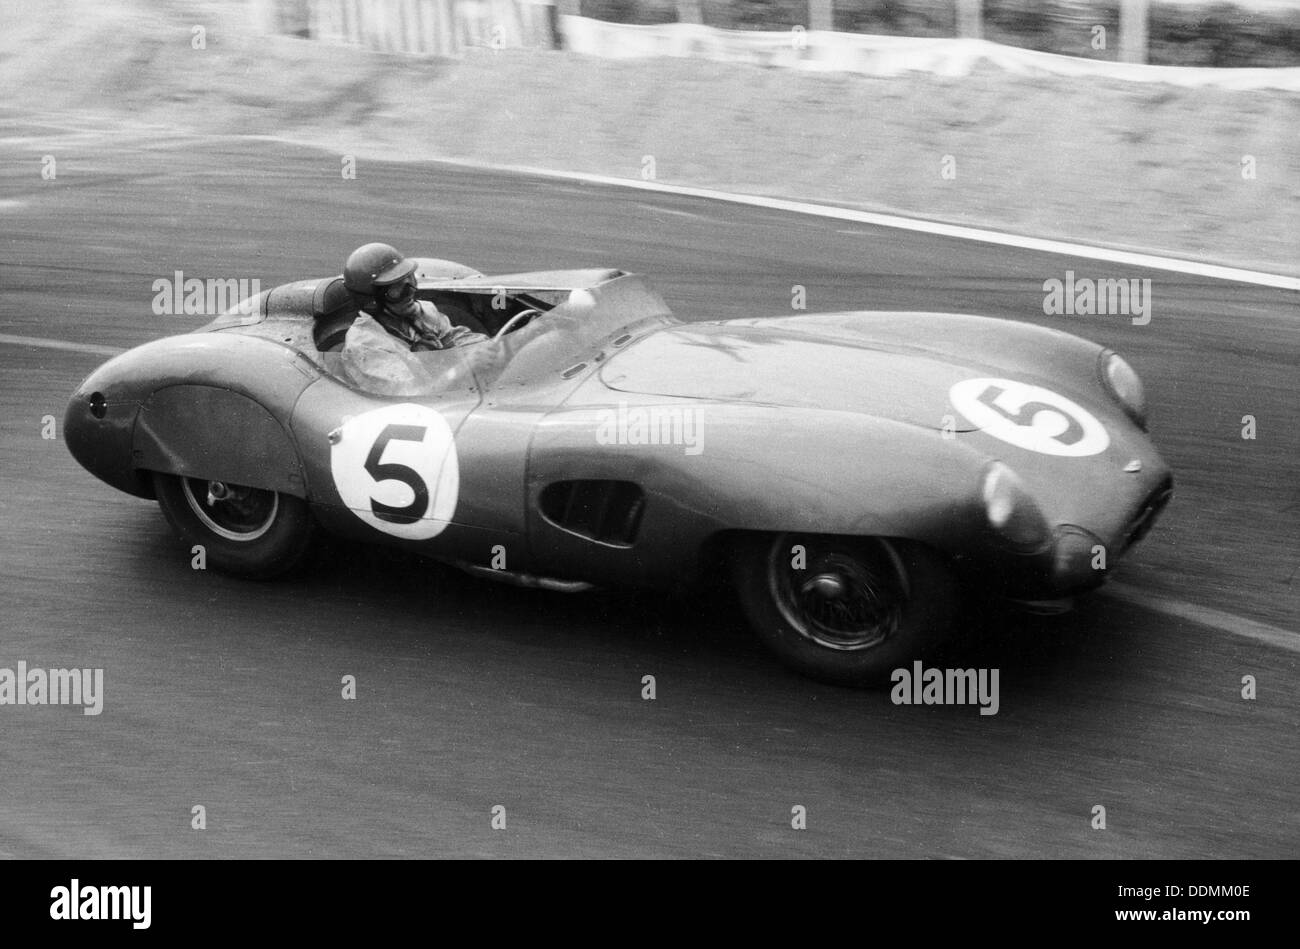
[66,261,1172,685]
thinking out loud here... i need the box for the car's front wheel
[153,473,316,578]
[731,533,959,687]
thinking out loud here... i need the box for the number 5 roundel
[949,378,1110,457]
[329,403,459,539]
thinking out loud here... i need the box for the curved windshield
[314,274,676,396]
[472,274,676,388]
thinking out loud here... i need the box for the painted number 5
[329,403,460,539]
[976,384,1084,447]
[365,424,429,524]
[949,377,1110,457]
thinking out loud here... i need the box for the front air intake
[539,480,645,546]
[1122,476,1174,552]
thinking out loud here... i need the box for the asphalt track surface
[1,125,1297,858]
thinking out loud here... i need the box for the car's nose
[64,375,150,498]
[1047,471,1174,592]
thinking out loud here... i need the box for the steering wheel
[493,308,540,341]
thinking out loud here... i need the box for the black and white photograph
[0,0,1294,911]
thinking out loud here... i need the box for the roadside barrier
[250,0,556,54]
[248,0,1300,87]
[558,16,1300,90]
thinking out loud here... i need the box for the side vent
[539,480,645,546]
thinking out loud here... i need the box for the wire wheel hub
[769,539,908,651]
[181,478,279,542]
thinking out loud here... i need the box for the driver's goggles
[379,276,418,304]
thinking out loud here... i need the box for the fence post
[956,0,982,39]
[1119,0,1149,63]
[808,0,833,32]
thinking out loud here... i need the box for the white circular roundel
[949,378,1110,457]
[329,403,459,539]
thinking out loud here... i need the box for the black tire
[153,473,316,579]
[731,532,960,687]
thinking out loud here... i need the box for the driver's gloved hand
[401,301,485,349]
[441,324,489,347]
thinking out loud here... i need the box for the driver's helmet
[343,243,418,315]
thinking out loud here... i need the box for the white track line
[421,157,1300,291]
[1103,582,1299,654]
[0,333,124,357]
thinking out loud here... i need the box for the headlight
[1053,525,1106,583]
[982,462,1050,551]
[1100,350,1147,429]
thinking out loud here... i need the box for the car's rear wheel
[731,533,959,687]
[153,473,316,578]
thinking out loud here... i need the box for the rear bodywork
[66,263,1171,601]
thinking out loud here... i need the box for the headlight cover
[1100,350,1147,429]
[981,462,1050,551]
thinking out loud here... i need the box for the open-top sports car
[66,260,1171,685]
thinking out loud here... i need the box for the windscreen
[310,274,676,397]
[471,275,677,389]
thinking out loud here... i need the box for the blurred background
[576,0,1300,66]
[252,0,1300,66]
[5,0,1295,269]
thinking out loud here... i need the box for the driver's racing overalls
[340,301,486,395]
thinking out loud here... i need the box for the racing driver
[340,242,486,393]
